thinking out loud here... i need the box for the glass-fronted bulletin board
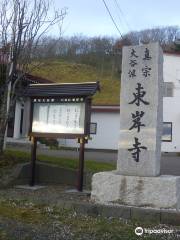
[26,82,100,191]
[32,99,86,135]
[29,97,91,138]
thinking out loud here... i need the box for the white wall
[162,96,180,152]
[88,111,120,150]
[13,101,22,139]
[22,99,31,137]
[60,111,120,150]
[163,53,180,96]
[162,54,180,152]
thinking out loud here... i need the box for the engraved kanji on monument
[117,43,163,176]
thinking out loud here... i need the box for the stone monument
[91,43,180,210]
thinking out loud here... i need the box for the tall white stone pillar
[91,43,180,210]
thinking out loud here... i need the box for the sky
[51,0,180,38]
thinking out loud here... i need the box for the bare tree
[116,26,179,48]
[0,0,66,153]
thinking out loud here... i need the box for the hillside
[32,60,120,105]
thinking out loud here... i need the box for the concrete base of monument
[91,171,180,210]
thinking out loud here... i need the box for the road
[160,153,180,175]
[7,144,180,176]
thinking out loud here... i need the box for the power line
[101,0,123,38]
[113,0,132,32]
[112,0,127,33]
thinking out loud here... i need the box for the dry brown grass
[32,60,120,105]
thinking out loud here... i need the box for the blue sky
[53,0,180,37]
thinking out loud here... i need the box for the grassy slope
[32,60,120,105]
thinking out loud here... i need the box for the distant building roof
[24,82,100,97]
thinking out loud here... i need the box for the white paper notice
[32,102,85,134]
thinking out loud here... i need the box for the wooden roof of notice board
[25,73,54,84]
[24,82,100,97]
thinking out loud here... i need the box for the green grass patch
[2,149,115,173]
[38,153,115,172]
[0,150,29,169]
[0,230,8,240]
[0,201,46,224]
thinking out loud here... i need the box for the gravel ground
[0,217,76,240]
[0,185,92,240]
[0,186,180,240]
[0,185,90,205]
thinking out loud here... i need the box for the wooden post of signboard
[77,137,85,192]
[30,136,37,186]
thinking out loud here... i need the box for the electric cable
[101,0,123,38]
[113,0,131,32]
